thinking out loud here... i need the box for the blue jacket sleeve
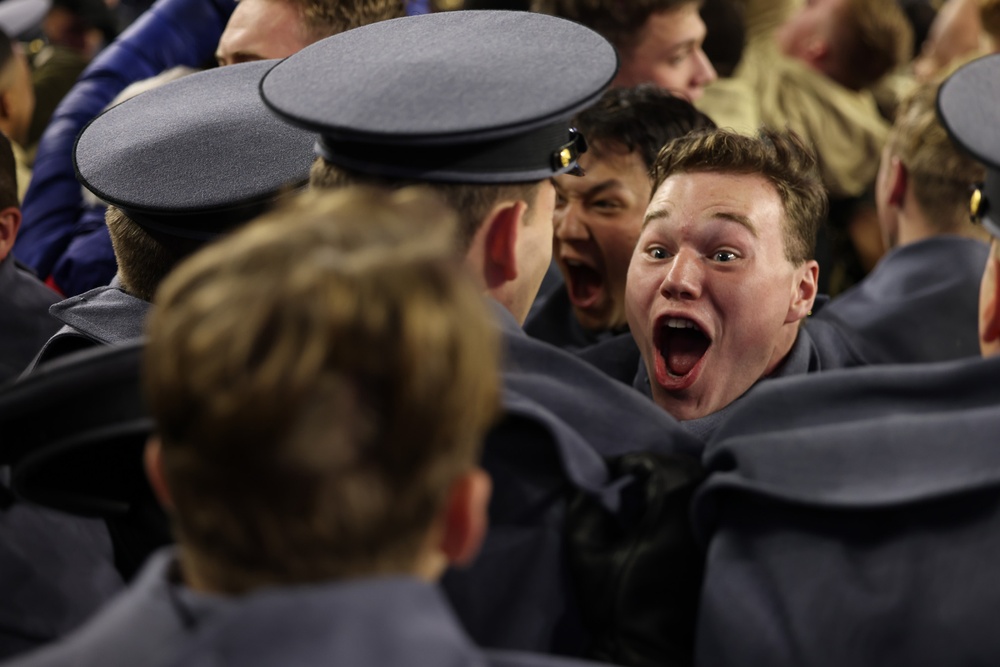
[14,0,237,288]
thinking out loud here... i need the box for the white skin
[216,0,313,67]
[626,171,818,421]
[552,145,651,331]
[613,3,717,102]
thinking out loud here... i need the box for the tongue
[567,264,602,305]
[665,329,708,376]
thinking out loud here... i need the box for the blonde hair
[145,186,500,594]
[105,205,201,302]
[887,81,986,231]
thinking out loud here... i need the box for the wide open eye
[712,250,738,262]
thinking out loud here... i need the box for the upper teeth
[665,318,700,331]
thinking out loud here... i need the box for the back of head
[834,0,913,90]
[652,128,826,265]
[887,80,985,233]
[530,0,694,55]
[145,186,500,594]
[573,84,716,170]
[309,161,539,252]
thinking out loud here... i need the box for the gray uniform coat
[3,549,620,667]
[818,236,989,364]
[694,354,1000,667]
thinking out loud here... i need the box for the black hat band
[316,122,588,184]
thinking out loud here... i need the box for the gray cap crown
[74,60,317,241]
[260,10,618,183]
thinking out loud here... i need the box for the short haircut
[652,127,827,265]
[572,85,716,174]
[309,158,540,250]
[104,206,201,302]
[530,0,699,54]
[286,0,406,40]
[833,0,914,90]
[145,186,501,593]
[0,133,17,210]
[886,80,985,232]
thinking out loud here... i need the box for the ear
[481,200,527,290]
[144,436,174,511]
[982,252,1000,346]
[0,205,20,260]
[804,37,831,67]
[887,157,907,208]
[439,467,492,568]
[786,259,819,324]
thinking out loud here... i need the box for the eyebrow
[642,208,758,236]
[555,178,622,198]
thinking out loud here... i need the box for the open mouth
[563,259,604,310]
[654,317,711,389]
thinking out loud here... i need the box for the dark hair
[699,0,745,77]
[0,29,13,74]
[573,85,716,172]
[0,133,17,210]
[531,0,699,53]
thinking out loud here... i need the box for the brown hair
[145,186,500,593]
[834,0,914,90]
[530,0,699,53]
[105,205,201,302]
[286,0,405,41]
[652,127,827,265]
[309,157,540,250]
[886,80,985,232]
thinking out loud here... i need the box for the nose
[553,201,590,242]
[659,248,703,300]
[692,48,717,88]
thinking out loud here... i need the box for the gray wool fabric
[260,10,618,183]
[74,60,315,239]
[938,54,1000,238]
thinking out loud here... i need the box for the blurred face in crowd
[0,44,34,148]
[775,0,845,65]
[613,2,717,102]
[626,170,817,421]
[552,142,652,331]
[216,0,311,66]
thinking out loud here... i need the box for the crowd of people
[0,0,999,665]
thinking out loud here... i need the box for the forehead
[555,143,651,189]
[630,3,706,54]
[645,170,785,237]
[217,0,307,60]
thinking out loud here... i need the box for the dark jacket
[0,257,61,382]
